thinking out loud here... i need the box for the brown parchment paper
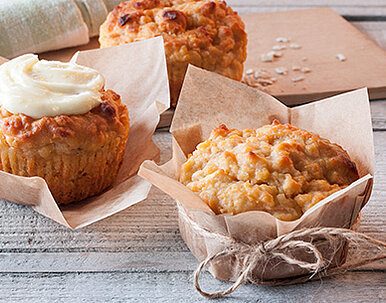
[243,7,386,104]
[0,36,170,229]
[139,65,374,281]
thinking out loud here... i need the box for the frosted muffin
[179,122,359,221]
[99,0,247,106]
[0,54,130,204]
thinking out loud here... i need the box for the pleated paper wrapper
[139,66,374,281]
[0,36,170,229]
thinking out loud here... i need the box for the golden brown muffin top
[179,121,359,221]
[0,89,130,151]
[99,0,247,59]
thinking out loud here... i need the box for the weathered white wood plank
[0,248,383,273]
[352,22,386,50]
[227,0,386,16]
[371,100,386,130]
[0,252,196,273]
[0,271,384,303]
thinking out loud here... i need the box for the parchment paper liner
[139,66,374,281]
[0,36,170,229]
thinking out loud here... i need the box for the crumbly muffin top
[100,0,246,48]
[0,89,129,151]
[179,122,359,221]
[99,0,247,73]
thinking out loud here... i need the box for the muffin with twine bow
[138,66,375,298]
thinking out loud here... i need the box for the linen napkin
[0,0,122,58]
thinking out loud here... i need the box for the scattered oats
[259,70,271,79]
[242,77,269,90]
[242,77,257,88]
[273,51,283,57]
[291,76,305,82]
[272,44,286,51]
[336,54,346,61]
[242,68,277,91]
[253,71,260,79]
[253,69,270,79]
[301,56,308,61]
[261,50,283,62]
[260,51,275,62]
[276,37,289,43]
[289,43,301,49]
[274,67,288,75]
[292,66,301,71]
[259,79,273,85]
[245,68,254,75]
[301,67,312,73]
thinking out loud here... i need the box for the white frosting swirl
[0,54,105,119]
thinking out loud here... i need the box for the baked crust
[179,122,359,221]
[99,0,247,106]
[0,89,130,204]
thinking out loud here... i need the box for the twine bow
[177,205,386,299]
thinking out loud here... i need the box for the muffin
[99,0,247,106]
[179,121,359,221]
[0,54,130,204]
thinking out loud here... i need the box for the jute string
[177,204,386,299]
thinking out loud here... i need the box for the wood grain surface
[2,1,386,301]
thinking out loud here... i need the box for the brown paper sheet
[0,36,170,229]
[243,7,386,104]
[139,65,374,280]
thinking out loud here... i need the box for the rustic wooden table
[1,1,385,302]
